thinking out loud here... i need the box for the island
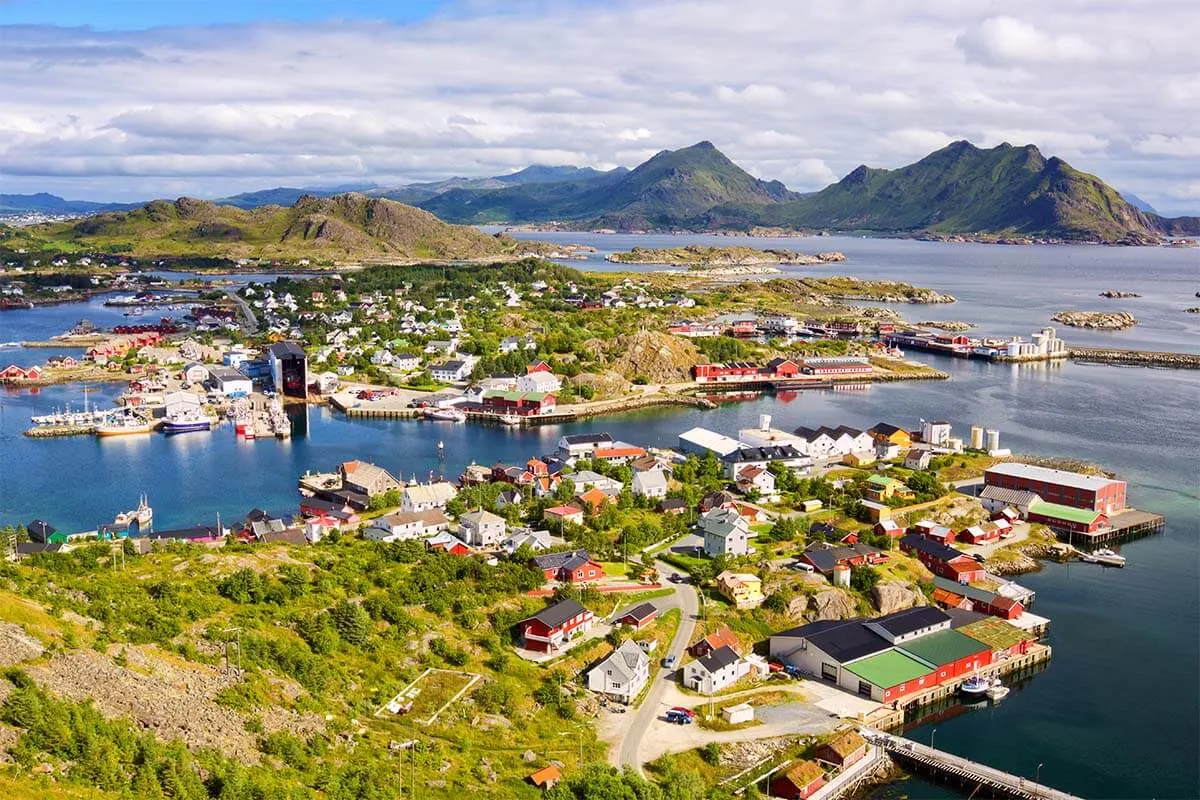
[1099,290,1142,299]
[1052,310,1137,329]
[915,320,974,331]
[605,245,846,268]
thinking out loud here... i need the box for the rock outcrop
[915,320,974,331]
[870,582,926,615]
[808,589,858,621]
[1099,290,1142,298]
[1052,310,1137,329]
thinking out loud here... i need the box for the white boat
[162,408,213,434]
[985,678,1010,701]
[427,407,466,422]
[1090,548,1127,567]
[960,676,990,697]
[113,495,153,529]
[498,413,522,426]
[96,411,154,437]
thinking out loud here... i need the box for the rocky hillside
[756,141,1199,243]
[609,329,701,383]
[16,194,508,261]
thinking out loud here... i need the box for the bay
[0,241,1197,799]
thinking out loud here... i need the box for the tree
[329,600,373,646]
[217,568,263,604]
[850,565,881,594]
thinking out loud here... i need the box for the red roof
[695,626,739,654]
[595,446,646,459]
[577,487,608,512]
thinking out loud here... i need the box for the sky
[2,0,1199,215]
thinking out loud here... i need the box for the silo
[986,429,1000,452]
[970,426,984,450]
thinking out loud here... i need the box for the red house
[691,362,762,383]
[814,731,868,769]
[729,319,757,337]
[874,519,903,538]
[900,534,984,584]
[957,519,1011,545]
[518,599,596,653]
[0,364,31,381]
[764,357,801,378]
[690,626,739,658]
[530,549,606,583]
[526,360,552,374]
[771,761,826,800]
[616,602,659,631]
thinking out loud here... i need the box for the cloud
[957,16,1100,66]
[0,1,1196,214]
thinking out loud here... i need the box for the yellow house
[716,571,765,609]
[864,474,914,503]
[842,451,877,468]
[870,422,912,448]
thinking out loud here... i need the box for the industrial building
[268,341,308,399]
[984,462,1126,514]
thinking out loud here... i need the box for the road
[224,288,259,334]
[616,558,699,774]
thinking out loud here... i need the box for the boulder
[871,582,925,615]
[809,589,858,621]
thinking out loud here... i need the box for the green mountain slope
[11,194,507,260]
[753,141,1197,242]
[418,141,793,227]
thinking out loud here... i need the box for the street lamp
[1036,763,1044,784]
[930,728,937,750]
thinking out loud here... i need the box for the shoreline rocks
[606,245,846,267]
[914,320,974,331]
[1099,290,1141,298]
[1051,310,1137,329]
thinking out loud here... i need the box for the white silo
[986,429,1000,452]
[970,426,984,450]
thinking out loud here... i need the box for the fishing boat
[498,413,522,426]
[985,678,1010,701]
[162,408,212,434]
[112,495,153,529]
[960,676,990,697]
[427,407,466,422]
[96,411,154,437]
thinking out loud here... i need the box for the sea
[0,236,1196,799]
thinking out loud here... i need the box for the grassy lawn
[0,776,121,800]
[395,669,479,722]
[598,561,628,578]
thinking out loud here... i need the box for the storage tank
[986,429,1000,452]
[970,426,984,450]
[832,563,851,588]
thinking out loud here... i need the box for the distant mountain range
[6,195,507,261]
[5,140,1197,243]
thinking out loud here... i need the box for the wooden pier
[1058,509,1166,546]
[869,730,1082,800]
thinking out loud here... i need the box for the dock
[869,730,1082,800]
[1057,508,1166,546]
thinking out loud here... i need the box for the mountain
[416,141,793,228]
[1119,191,1157,215]
[746,141,1200,242]
[0,192,140,215]
[371,165,626,206]
[216,183,379,210]
[11,194,507,261]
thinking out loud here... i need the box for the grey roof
[985,462,1122,491]
[593,640,648,683]
[207,365,249,382]
[695,644,741,674]
[724,445,804,463]
[868,607,950,637]
[269,341,306,358]
[772,617,890,664]
[433,360,466,371]
[461,509,504,526]
[526,598,587,629]
[532,549,594,571]
[701,507,749,539]
[933,576,997,604]
[943,608,989,628]
[561,433,614,446]
[793,424,865,440]
[900,533,964,563]
[871,422,906,437]
[618,602,658,623]
[979,485,1043,506]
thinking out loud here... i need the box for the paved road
[224,288,259,334]
[617,559,698,774]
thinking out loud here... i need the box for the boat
[96,412,154,437]
[985,678,1010,701]
[1090,548,1127,567]
[960,676,990,697]
[162,408,213,434]
[498,413,522,426]
[427,407,466,422]
[113,495,154,529]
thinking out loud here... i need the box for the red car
[669,706,696,719]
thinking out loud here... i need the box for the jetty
[868,730,1082,800]
[1067,346,1200,369]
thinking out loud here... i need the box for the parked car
[972,554,986,563]
[789,561,814,573]
[669,706,696,719]
[664,710,693,725]
[661,654,677,669]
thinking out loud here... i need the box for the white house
[682,645,747,694]
[678,427,744,458]
[366,509,451,542]
[735,465,776,496]
[207,366,252,398]
[401,482,458,513]
[571,470,624,496]
[587,640,650,705]
[700,507,755,557]
[631,468,669,499]
[516,370,562,393]
[502,528,554,555]
[430,360,471,382]
[459,509,506,548]
[392,353,421,372]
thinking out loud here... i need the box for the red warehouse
[984,462,1126,514]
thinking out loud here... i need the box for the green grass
[598,561,628,578]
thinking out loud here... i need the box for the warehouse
[984,462,1126,514]
[897,629,993,682]
[678,427,744,458]
[1026,501,1109,534]
[841,649,933,702]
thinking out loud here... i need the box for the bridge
[867,730,1082,800]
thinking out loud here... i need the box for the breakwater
[1068,346,1200,369]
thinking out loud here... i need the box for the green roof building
[898,629,990,667]
[842,650,932,702]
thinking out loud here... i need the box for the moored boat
[96,412,154,437]
[427,407,466,422]
[1091,548,1127,567]
[960,676,990,697]
[985,678,1010,701]
[498,413,522,426]
[162,409,213,434]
